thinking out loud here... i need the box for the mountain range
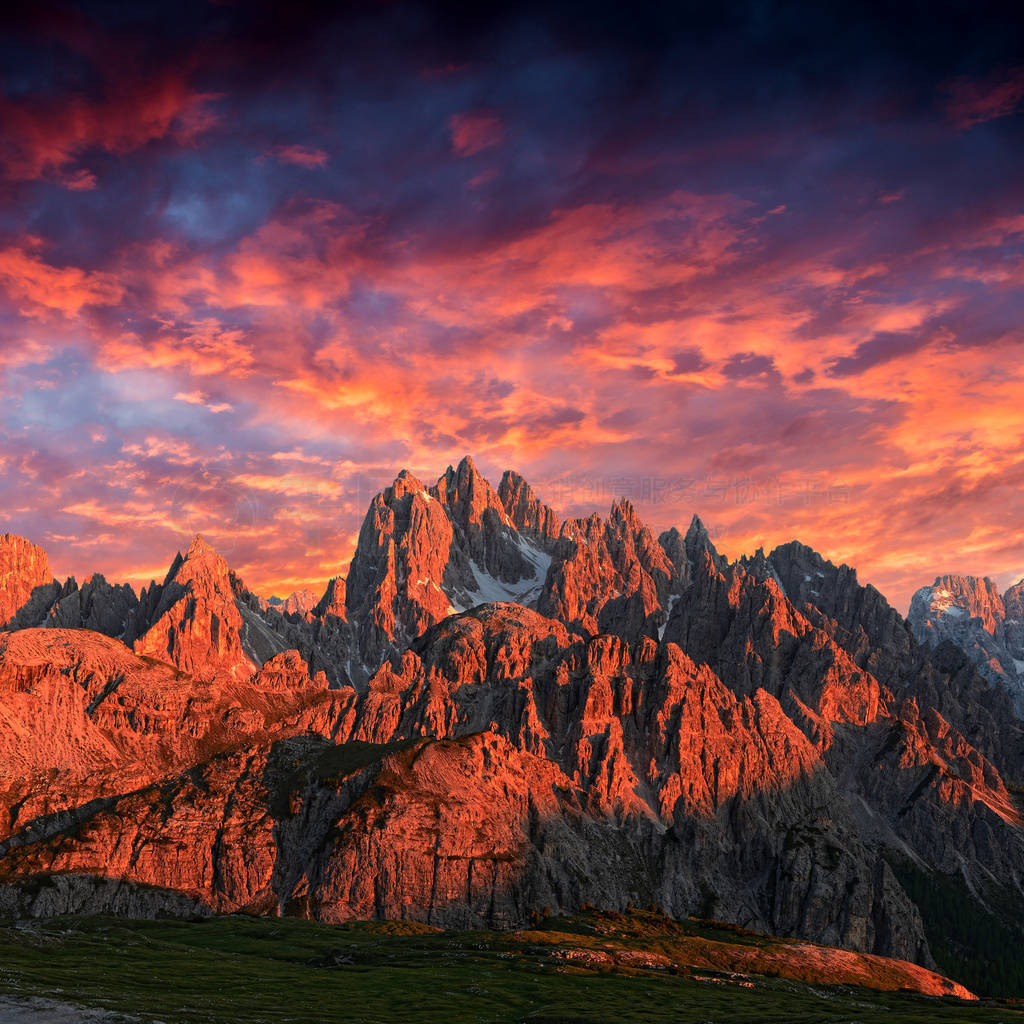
[0,456,1021,996]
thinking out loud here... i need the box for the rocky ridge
[0,459,1020,993]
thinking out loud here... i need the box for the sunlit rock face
[127,535,260,682]
[343,457,556,680]
[908,573,1024,716]
[0,534,54,627]
[0,460,1021,984]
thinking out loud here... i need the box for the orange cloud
[0,243,124,317]
[3,163,1022,613]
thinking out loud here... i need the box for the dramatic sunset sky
[1,1,1022,610]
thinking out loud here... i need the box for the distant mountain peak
[909,571,1024,715]
[187,533,216,558]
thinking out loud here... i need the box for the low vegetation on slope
[892,859,1024,998]
[0,911,1020,1024]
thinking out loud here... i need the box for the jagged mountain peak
[2,458,1024,994]
[431,455,509,524]
[498,467,527,490]
[912,575,1005,634]
[498,469,560,544]
[313,576,347,620]
[169,535,235,594]
[187,533,217,558]
[540,497,675,640]
[681,513,724,572]
[437,454,484,488]
[344,457,552,673]
[609,496,641,529]
[387,468,427,501]
[909,571,1024,715]
[684,513,709,547]
[129,537,259,681]
[560,512,604,544]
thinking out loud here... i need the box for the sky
[0,0,1022,611]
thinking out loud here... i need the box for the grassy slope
[0,912,1022,1024]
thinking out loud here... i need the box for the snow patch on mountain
[447,537,552,612]
[658,594,679,640]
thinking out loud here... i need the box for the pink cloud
[0,242,124,317]
[272,144,329,168]
[449,111,504,156]
[0,73,220,186]
[945,67,1024,129]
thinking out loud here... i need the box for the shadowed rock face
[0,460,1021,986]
[45,575,139,636]
[497,469,560,548]
[908,573,1024,716]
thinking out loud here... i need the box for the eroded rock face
[1005,579,1024,623]
[313,578,346,621]
[0,535,54,627]
[0,627,349,841]
[497,470,560,548]
[0,602,970,963]
[908,574,1024,716]
[539,500,678,640]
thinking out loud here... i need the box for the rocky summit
[0,458,1022,998]
[909,573,1024,716]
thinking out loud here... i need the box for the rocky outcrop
[313,577,346,620]
[127,536,260,681]
[766,540,915,671]
[497,470,560,548]
[267,590,319,618]
[908,574,1024,716]
[1005,579,1024,622]
[0,626,349,851]
[0,542,138,638]
[660,527,1024,919]
[0,535,54,627]
[0,601,979,964]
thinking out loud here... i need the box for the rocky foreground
[0,458,1022,997]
